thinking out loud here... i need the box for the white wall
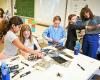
[34,0,67,27]
[0,0,7,11]
[65,0,100,26]
[66,0,100,19]
[34,0,100,27]
[0,0,12,16]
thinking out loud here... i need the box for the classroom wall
[67,0,100,16]
[1,0,100,38]
[34,0,67,27]
[0,0,13,16]
[33,25,47,44]
[0,0,7,11]
[65,0,100,27]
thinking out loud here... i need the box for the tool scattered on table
[9,64,19,73]
[41,48,52,54]
[56,72,63,77]
[27,54,41,61]
[59,51,74,59]
[12,67,24,78]
[20,71,31,78]
[10,56,19,62]
[77,64,85,71]
[21,61,29,66]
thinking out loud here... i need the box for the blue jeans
[82,34,99,59]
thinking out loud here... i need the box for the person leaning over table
[19,24,41,55]
[42,16,66,46]
[0,16,43,60]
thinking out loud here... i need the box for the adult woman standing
[80,6,100,59]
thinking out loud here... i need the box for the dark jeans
[82,34,99,59]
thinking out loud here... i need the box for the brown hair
[53,16,61,22]
[0,8,4,18]
[80,6,94,21]
[68,14,76,21]
[2,16,23,36]
[0,20,8,39]
[68,14,76,24]
[19,24,32,44]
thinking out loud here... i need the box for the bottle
[0,66,2,80]
[97,34,100,54]
[1,62,10,80]
[74,40,81,55]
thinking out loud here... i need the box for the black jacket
[67,23,85,41]
[65,23,85,50]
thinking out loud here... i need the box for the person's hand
[33,50,43,58]
[79,29,85,37]
[97,24,100,27]
[52,40,59,44]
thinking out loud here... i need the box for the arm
[86,19,98,31]
[75,19,97,30]
[12,38,43,58]
[42,28,53,42]
[59,28,66,43]
[73,24,85,30]
[86,25,97,31]
[96,16,100,28]
[75,20,85,30]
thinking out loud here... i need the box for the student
[42,16,66,46]
[80,6,100,59]
[19,24,41,51]
[65,14,85,50]
[0,16,43,60]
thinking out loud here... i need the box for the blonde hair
[19,24,32,44]
[53,16,61,22]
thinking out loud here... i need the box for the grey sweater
[84,16,100,34]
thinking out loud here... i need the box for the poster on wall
[66,0,100,26]
[67,0,100,16]
[67,0,88,16]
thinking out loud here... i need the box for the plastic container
[74,40,81,55]
[1,63,10,80]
